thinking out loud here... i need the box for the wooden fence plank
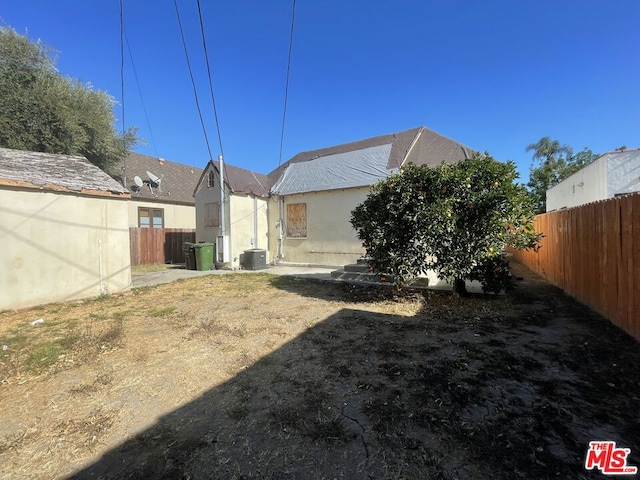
[508,193,640,341]
[619,198,632,334]
[632,195,640,340]
[129,228,196,266]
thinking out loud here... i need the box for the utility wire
[197,0,224,160]
[124,30,159,158]
[278,0,297,167]
[119,0,127,186]
[119,0,125,137]
[173,0,214,162]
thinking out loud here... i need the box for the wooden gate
[129,228,196,266]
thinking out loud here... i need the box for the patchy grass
[1,265,639,480]
[149,306,177,318]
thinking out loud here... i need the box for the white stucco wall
[194,164,224,244]
[0,188,131,311]
[607,153,640,197]
[194,165,269,267]
[229,194,269,266]
[127,199,196,229]
[268,188,369,266]
[546,157,608,212]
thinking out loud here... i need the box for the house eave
[0,178,131,199]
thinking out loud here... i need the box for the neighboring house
[193,126,474,268]
[116,153,203,229]
[0,148,131,311]
[267,126,474,266]
[194,160,270,264]
[546,149,640,212]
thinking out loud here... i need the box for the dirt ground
[1,262,639,479]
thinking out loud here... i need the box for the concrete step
[343,263,371,273]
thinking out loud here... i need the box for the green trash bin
[194,242,215,271]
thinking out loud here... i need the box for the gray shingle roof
[0,147,129,197]
[119,152,203,205]
[196,160,270,198]
[267,126,475,193]
[193,126,475,197]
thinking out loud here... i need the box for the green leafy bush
[351,153,541,294]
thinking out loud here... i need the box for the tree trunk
[453,278,468,297]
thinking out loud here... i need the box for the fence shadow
[67,308,409,479]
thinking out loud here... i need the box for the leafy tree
[525,137,573,212]
[526,137,598,212]
[0,27,137,173]
[351,153,541,295]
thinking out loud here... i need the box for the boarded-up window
[205,202,220,227]
[138,207,164,228]
[286,203,307,238]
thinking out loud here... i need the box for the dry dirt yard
[1,263,639,480]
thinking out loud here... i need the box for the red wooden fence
[508,193,640,341]
[129,228,196,266]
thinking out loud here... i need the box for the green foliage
[0,27,138,173]
[526,136,598,212]
[351,153,541,294]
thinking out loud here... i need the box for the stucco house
[0,148,132,311]
[116,152,203,229]
[546,148,640,212]
[194,160,270,264]
[193,126,474,268]
[267,126,474,266]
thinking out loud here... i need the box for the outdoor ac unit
[243,249,267,270]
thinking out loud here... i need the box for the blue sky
[3,1,639,182]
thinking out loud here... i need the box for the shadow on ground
[68,264,640,479]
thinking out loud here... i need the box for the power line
[124,30,159,158]
[278,0,297,167]
[173,0,214,162]
[119,0,125,137]
[196,0,224,160]
[118,0,128,186]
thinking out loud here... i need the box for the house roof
[118,152,203,205]
[0,147,129,198]
[268,126,475,194]
[271,144,394,195]
[196,159,270,198]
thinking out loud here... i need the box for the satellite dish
[147,171,161,186]
[134,176,143,187]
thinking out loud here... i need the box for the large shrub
[351,153,541,294]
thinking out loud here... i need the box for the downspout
[97,239,105,295]
[253,195,258,248]
[219,155,226,240]
[278,196,285,261]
